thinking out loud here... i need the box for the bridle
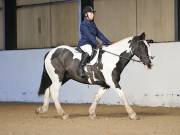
[100,39,154,63]
[101,49,154,63]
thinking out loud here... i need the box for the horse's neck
[103,37,133,55]
[103,37,134,74]
[120,50,134,73]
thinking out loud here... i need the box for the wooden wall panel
[0,10,3,50]
[95,0,175,42]
[16,0,50,6]
[94,0,137,42]
[51,2,79,46]
[0,0,3,50]
[0,0,2,7]
[17,6,51,49]
[16,0,175,49]
[137,0,175,42]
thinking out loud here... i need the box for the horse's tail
[38,52,52,96]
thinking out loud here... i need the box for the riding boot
[79,53,90,77]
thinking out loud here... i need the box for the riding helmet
[83,6,96,15]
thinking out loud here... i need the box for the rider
[78,6,111,77]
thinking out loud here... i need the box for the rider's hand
[110,41,115,44]
[97,44,102,49]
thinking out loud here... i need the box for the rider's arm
[96,27,111,46]
[81,24,99,47]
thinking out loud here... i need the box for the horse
[36,32,153,120]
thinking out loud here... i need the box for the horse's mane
[103,36,133,54]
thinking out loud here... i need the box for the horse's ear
[139,32,145,40]
[128,40,132,43]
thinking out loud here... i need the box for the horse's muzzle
[146,63,152,69]
[142,58,152,69]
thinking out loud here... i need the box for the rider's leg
[79,52,90,77]
[79,44,92,77]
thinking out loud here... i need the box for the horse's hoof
[35,107,48,114]
[35,107,42,114]
[89,114,97,120]
[129,114,140,120]
[62,114,69,120]
[35,109,39,114]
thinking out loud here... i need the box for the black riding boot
[79,53,90,77]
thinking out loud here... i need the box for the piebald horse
[36,32,152,120]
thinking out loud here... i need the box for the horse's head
[129,32,152,69]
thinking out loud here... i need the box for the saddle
[75,47,105,84]
[75,47,98,62]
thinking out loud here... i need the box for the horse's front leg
[89,87,107,119]
[113,88,139,120]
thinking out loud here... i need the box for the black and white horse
[36,32,152,120]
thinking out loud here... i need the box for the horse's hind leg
[89,87,107,119]
[36,88,50,114]
[49,82,69,120]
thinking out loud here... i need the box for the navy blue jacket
[78,18,111,49]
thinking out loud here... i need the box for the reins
[101,49,154,63]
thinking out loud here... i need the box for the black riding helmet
[83,6,96,16]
